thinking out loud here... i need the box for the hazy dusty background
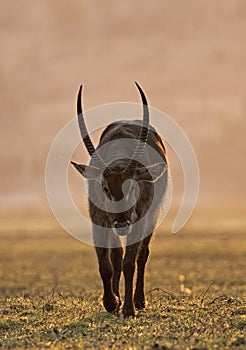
[0,0,245,231]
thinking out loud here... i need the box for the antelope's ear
[71,161,101,180]
[134,162,167,183]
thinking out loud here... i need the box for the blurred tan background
[0,1,245,231]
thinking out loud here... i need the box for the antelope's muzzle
[112,219,132,236]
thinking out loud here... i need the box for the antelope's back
[98,120,167,162]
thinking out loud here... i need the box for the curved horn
[125,82,150,174]
[77,85,106,170]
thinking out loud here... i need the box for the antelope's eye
[102,184,109,193]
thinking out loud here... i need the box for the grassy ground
[0,222,245,349]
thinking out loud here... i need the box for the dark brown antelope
[71,83,168,316]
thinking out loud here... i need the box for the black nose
[113,219,131,229]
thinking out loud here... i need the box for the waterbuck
[71,83,168,316]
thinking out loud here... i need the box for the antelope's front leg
[111,247,123,305]
[95,247,119,313]
[123,242,140,317]
[134,234,152,309]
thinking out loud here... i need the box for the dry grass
[0,221,245,349]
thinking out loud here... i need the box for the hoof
[134,300,146,310]
[123,306,135,317]
[104,296,120,313]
